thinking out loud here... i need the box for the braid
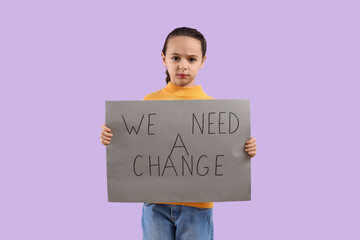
[165,69,171,84]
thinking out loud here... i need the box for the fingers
[245,137,256,144]
[245,137,257,157]
[100,138,110,145]
[101,124,113,145]
[244,147,257,152]
[247,151,256,157]
[101,124,112,132]
[245,137,256,147]
[245,142,256,148]
[102,130,113,138]
[101,134,112,141]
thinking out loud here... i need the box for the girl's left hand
[244,137,257,158]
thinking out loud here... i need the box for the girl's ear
[161,52,167,67]
[200,55,207,69]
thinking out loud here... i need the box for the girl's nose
[179,59,188,70]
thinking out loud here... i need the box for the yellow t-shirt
[142,81,215,209]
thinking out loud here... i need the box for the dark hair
[162,27,207,84]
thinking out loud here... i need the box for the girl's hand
[244,137,257,158]
[100,124,113,146]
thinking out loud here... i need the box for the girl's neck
[170,80,196,88]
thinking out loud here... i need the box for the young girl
[100,27,257,240]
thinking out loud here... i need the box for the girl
[100,27,257,240]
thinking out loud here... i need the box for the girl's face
[161,36,206,87]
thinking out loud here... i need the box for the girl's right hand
[100,124,113,145]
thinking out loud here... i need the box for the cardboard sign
[105,99,251,202]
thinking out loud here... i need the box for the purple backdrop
[1,0,359,239]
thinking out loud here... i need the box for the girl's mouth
[178,74,188,78]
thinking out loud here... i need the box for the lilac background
[1,0,359,239]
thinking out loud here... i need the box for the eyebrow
[170,53,199,57]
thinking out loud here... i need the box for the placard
[105,99,251,202]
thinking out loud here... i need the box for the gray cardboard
[105,99,251,202]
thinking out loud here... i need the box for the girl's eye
[189,58,196,62]
[172,57,179,61]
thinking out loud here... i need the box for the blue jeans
[142,203,214,240]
